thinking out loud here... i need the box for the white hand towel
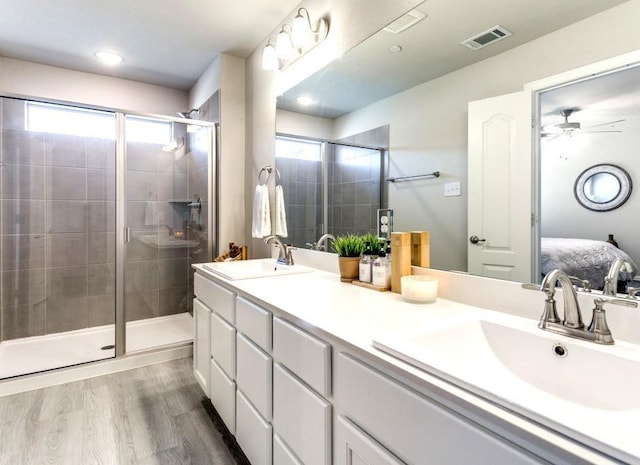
[144,201,158,226]
[275,185,288,237]
[252,185,271,238]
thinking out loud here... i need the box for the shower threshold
[0,313,193,380]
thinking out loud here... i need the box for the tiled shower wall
[277,157,323,249]
[0,97,117,341]
[327,144,382,238]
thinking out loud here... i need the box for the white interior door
[467,91,533,283]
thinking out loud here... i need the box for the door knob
[469,235,486,244]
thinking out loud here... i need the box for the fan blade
[583,130,622,134]
[588,118,626,129]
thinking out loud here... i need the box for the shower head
[177,108,199,119]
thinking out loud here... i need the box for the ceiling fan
[541,109,625,138]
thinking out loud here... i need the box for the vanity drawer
[210,311,236,379]
[273,363,331,465]
[335,353,544,465]
[236,389,272,465]
[194,273,236,323]
[236,296,272,351]
[273,317,331,397]
[335,415,404,465]
[210,359,236,434]
[274,434,303,465]
[236,332,272,420]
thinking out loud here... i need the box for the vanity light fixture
[94,50,123,65]
[262,39,279,71]
[261,7,329,71]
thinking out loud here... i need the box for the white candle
[401,275,438,303]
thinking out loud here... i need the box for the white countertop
[193,263,640,465]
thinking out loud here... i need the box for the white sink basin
[375,318,640,412]
[203,259,313,280]
[374,314,640,461]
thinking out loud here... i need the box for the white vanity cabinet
[193,298,211,396]
[334,352,545,465]
[272,317,332,465]
[235,296,274,465]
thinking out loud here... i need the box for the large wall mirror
[275,0,640,293]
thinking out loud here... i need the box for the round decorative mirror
[574,164,632,211]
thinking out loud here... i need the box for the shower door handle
[124,227,131,243]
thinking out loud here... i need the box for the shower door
[0,97,117,379]
[122,115,213,354]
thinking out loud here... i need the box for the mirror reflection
[584,173,620,204]
[275,0,640,295]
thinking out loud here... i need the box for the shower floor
[0,313,193,380]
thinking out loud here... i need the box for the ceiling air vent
[461,25,512,50]
[383,8,427,34]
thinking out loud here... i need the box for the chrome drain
[101,344,116,350]
[552,343,567,358]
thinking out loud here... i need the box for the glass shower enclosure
[0,96,215,379]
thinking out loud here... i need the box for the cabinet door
[274,434,303,465]
[236,389,272,465]
[193,298,211,396]
[211,311,236,379]
[210,359,236,434]
[335,415,404,465]
[236,332,272,420]
[273,363,331,465]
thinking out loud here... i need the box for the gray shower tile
[158,172,187,201]
[2,301,46,340]
[126,142,158,172]
[47,233,88,266]
[1,268,46,308]
[124,290,159,321]
[46,200,87,233]
[158,258,189,289]
[46,297,88,333]
[355,182,373,205]
[1,129,45,165]
[1,164,45,199]
[88,263,116,296]
[127,171,157,201]
[2,234,46,270]
[46,166,86,200]
[87,169,115,200]
[88,295,116,327]
[342,183,356,205]
[341,206,356,232]
[86,138,116,169]
[46,266,88,301]
[126,235,159,262]
[88,201,116,233]
[188,168,208,202]
[45,134,86,167]
[159,287,189,316]
[1,97,27,130]
[125,261,159,293]
[355,205,372,233]
[2,200,46,234]
[88,232,116,264]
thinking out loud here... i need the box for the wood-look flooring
[0,357,237,465]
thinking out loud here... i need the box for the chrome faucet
[603,257,635,296]
[525,268,638,344]
[315,234,335,251]
[263,235,294,265]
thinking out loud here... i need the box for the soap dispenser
[359,242,372,283]
[372,246,391,288]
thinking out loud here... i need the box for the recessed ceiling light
[296,96,315,106]
[389,45,403,53]
[94,51,124,65]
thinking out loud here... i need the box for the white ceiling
[278,0,632,119]
[0,0,301,90]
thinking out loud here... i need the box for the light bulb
[262,43,279,70]
[275,29,294,61]
[291,11,313,49]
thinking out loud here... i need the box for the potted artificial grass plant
[333,233,365,282]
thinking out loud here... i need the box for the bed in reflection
[541,237,638,291]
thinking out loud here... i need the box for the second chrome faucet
[525,269,637,344]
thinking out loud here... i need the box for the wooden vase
[338,256,361,282]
